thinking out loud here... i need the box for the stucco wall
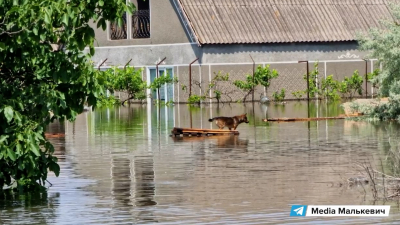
[91,0,191,47]
[89,42,366,66]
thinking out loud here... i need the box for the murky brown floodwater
[2,101,400,224]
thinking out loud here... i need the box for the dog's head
[237,113,249,124]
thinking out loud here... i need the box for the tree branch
[0,29,24,36]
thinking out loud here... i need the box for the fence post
[364,59,368,98]
[298,61,310,101]
[249,55,255,103]
[189,58,199,97]
[97,58,108,71]
[124,59,132,70]
[156,57,167,103]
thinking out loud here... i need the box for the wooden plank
[263,116,359,122]
[171,127,239,136]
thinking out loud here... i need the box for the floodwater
[2,101,400,224]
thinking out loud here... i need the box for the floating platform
[171,127,239,137]
[263,115,360,122]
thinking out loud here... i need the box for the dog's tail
[208,118,214,122]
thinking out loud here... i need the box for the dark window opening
[110,12,128,40]
[132,0,150,38]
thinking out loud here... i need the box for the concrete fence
[98,59,380,104]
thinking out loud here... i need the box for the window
[110,13,128,40]
[133,0,150,38]
[109,0,150,40]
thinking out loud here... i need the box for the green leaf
[99,0,104,6]
[4,106,14,123]
[16,142,22,154]
[0,42,5,51]
[62,14,69,26]
[0,135,8,143]
[44,12,51,24]
[89,46,95,56]
[29,135,41,156]
[49,161,60,177]
[7,148,16,161]
[33,27,38,36]
[12,0,18,6]
[18,102,24,111]
[76,38,85,51]
[97,18,104,29]
[101,18,106,30]
[13,111,22,124]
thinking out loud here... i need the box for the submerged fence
[98,59,380,104]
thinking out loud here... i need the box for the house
[90,0,398,103]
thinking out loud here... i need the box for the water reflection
[0,192,59,225]
[111,158,131,208]
[5,102,400,224]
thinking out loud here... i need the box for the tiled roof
[177,0,399,44]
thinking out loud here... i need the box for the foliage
[295,64,364,101]
[370,95,400,121]
[148,73,178,104]
[114,67,146,105]
[292,91,304,100]
[187,94,206,105]
[357,3,400,98]
[272,89,286,102]
[295,62,321,99]
[97,95,120,107]
[339,70,364,99]
[98,67,146,106]
[149,74,178,92]
[367,69,381,91]
[181,71,233,104]
[304,62,320,98]
[348,102,376,116]
[205,71,233,104]
[320,75,341,101]
[233,65,279,102]
[0,0,133,192]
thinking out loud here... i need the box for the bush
[187,94,206,105]
[339,70,364,99]
[272,89,286,102]
[233,65,278,102]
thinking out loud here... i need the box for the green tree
[105,66,147,105]
[339,70,364,99]
[148,73,178,104]
[233,65,279,102]
[0,0,134,192]
[358,3,400,98]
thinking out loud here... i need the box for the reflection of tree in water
[0,191,60,225]
[111,156,157,223]
[47,120,66,163]
[373,122,400,176]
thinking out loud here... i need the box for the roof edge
[172,0,202,47]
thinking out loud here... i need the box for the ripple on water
[2,103,400,224]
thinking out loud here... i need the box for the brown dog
[208,114,249,130]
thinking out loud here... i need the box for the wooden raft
[171,127,239,137]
